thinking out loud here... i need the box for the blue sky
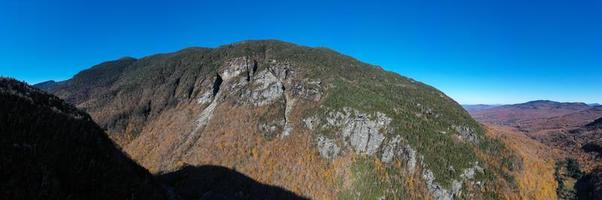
[1,0,600,104]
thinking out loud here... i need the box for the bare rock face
[381,136,417,172]
[423,169,454,200]
[246,69,284,106]
[381,136,401,163]
[453,125,481,144]
[291,79,323,102]
[316,136,340,159]
[422,161,484,200]
[323,108,391,155]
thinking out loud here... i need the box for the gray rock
[381,136,401,163]
[303,116,319,130]
[291,79,323,102]
[248,70,284,106]
[317,136,340,159]
[281,94,295,137]
[268,63,290,81]
[422,169,453,200]
[381,136,417,172]
[259,120,285,138]
[460,162,484,180]
[421,161,483,200]
[220,57,248,81]
[402,145,417,172]
[453,125,480,144]
[196,91,213,104]
[324,108,391,155]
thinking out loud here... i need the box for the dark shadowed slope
[586,117,602,128]
[157,165,309,200]
[575,167,602,200]
[0,78,166,200]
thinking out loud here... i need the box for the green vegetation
[555,159,583,200]
[220,40,513,190]
[337,157,386,200]
[337,156,412,199]
[566,159,583,179]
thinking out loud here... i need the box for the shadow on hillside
[156,165,309,200]
[574,168,602,200]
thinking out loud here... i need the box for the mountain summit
[36,40,520,199]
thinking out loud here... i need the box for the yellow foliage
[482,125,558,200]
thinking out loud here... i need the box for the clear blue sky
[1,0,600,104]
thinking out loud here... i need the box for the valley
[466,101,602,199]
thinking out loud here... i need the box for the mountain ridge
[34,40,522,199]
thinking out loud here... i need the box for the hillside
[467,100,602,199]
[37,40,524,199]
[517,106,602,135]
[468,100,602,171]
[0,78,166,200]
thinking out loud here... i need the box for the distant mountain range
[466,100,602,171]
[465,100,602,199]
[463,101,601,115]
[467,100,595,126]
[461,104,501,113]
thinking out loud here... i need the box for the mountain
[462,104,501,113]
[33,80,63,91]
[35,40,526,199]
[517,106,602,134]
[471,100,592,126]
[0,78,166,200]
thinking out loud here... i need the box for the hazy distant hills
[466,100,602,134]
[466,100,602,199]
[466,100,602,171]
[461,104,501,113]
[468,100,593,125]
[31,40,528,199]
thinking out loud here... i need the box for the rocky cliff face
[38,40,521,199]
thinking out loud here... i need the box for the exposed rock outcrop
[454,125,481,144]
[316,136,341,159]
[322,108,391,155]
